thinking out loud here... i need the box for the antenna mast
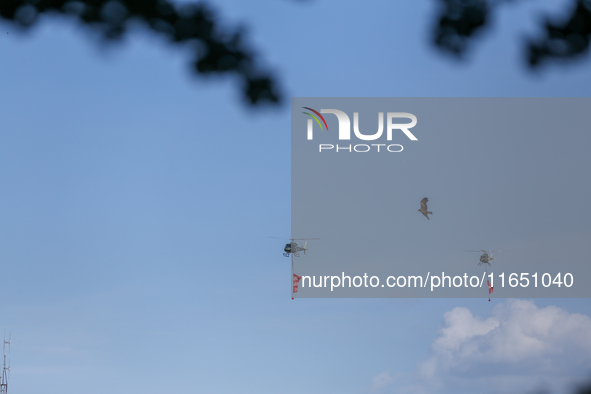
[0,333,10,394]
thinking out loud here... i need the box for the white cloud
[371,371,394,391]
[400,300,591,394]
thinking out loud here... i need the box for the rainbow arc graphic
[302,107,328,131]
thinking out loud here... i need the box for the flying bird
[418,198,433,220]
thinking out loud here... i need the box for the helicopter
[270,237,319,299]
[269,237,319,257]
[464,250,503,266]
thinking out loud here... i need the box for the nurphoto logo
[302,107,418,153]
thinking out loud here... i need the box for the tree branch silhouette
[432,0,591,67]
[528,0,591,67]
[0,0,281,106]
[3,0,590,106]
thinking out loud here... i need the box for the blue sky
[1,0,591,393]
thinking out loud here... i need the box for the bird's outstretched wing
[420,198,428,210]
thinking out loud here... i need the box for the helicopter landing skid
[283,253,290,257]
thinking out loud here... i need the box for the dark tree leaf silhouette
[0,0,281,106]
[527,0,591,67]
[432,0,591,67]
[3,0,590,106]
[578,381,591,394]
[433,0,489,57]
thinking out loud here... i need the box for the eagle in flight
[418,198,433,220]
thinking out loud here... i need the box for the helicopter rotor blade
[269,237,319,240]
[463,250,504,253]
